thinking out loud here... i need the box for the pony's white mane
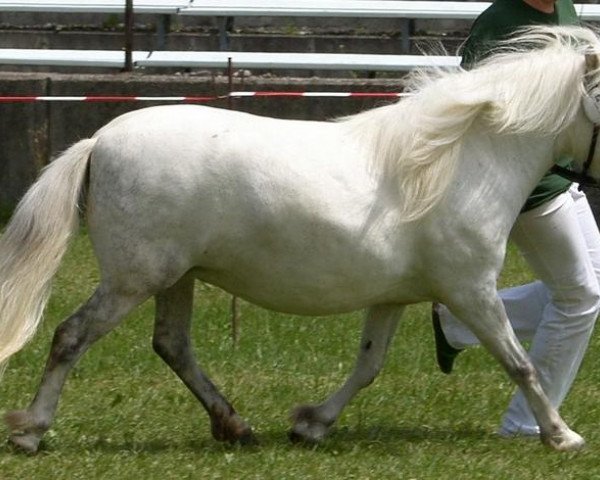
[343,25,600,221]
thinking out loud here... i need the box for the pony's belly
[193,252,424,315]
[195,273,390,315]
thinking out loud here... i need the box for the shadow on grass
[330,424,490,443]
[14,423,492,456]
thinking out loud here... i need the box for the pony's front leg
[449,290,585,452]
[290,304,403,443]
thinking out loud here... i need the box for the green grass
[1,233,600,479]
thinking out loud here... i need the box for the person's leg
[571,185,600,282]
[440,186,600,434]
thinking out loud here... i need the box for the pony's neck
[452,127,557,228]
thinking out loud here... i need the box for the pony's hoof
[542,428,585,452]
[288,420,329,444]
[8,433,42,454]
[4,409,46,454]
[289,405,332,444]
[210,409,257,446]
[237,429,259,447]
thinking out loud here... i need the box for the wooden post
[155,14,171,50]
[124,0,134,71]
[227,56,240,346]
[230,296,240,347]
[227,57,233,110]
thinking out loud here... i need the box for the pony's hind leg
[4,284,147,453]
[152,274,256,445]
[290,304,403,443]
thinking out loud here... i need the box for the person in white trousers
[432,0,600,438]
[435,184,600,436]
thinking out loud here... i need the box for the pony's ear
[585,53,599,73]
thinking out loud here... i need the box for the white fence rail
[0,1,598,72]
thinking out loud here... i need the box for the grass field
[1,231,600,479]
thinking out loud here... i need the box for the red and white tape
[230,91,407,98]
[0,91,409,103]
[0,95,218,102]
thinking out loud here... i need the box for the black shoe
[432,303,463,374]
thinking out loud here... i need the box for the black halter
[550,125,600,188]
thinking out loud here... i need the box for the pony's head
[345,25,600,221]
[578,48,600,182]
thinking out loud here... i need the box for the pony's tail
[0,138,97,371]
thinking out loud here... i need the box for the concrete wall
[0,72,403,210]
[0,75,49,210]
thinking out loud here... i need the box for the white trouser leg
[440,185,600,434]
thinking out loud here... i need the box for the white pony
[1,26,600,453]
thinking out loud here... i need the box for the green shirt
[460,0,579,211]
